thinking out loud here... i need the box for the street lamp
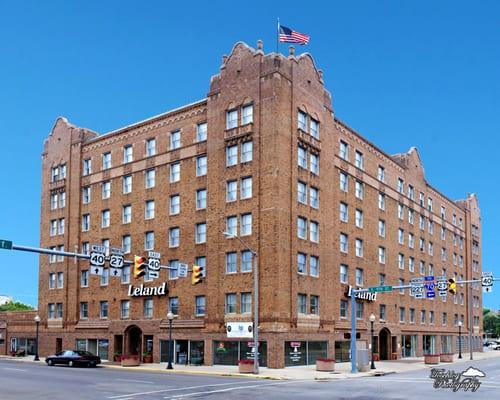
[369,313,376,370]
[458,320,463,359]
[166,311,174,370]
[34,315,41,361]
[223,231,259,375]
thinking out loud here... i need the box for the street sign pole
[351,289,357,373]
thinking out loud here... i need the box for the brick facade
[22,41,484,368]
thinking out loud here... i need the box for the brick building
[31,40,483,368]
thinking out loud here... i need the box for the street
[1,357,500,399]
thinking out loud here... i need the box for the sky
[0,0,498,310]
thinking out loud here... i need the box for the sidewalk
[2,350,499,381]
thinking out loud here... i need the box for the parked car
[45,350,101,367]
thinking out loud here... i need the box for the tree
[483,308,500,337]
[0,301,35,312]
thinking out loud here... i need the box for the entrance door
[176,340,188,364]
[56,338,62,354]
[379,328,391,360]
[125,326,142,356]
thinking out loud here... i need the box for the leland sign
[128,282,168,297]
[345,285,377,302]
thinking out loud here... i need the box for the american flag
[279,25,310,45]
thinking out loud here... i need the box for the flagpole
[276,18,280,53]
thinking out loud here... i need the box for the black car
[45,350,101,367]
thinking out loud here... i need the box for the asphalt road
[1,357,499,399]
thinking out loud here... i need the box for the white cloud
[461,367,485,377]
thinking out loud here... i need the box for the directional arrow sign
[90,266,103,276]
[368,285,393,293]
[410,278,424,299]
[110,267,122,277]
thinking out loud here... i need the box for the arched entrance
[379,328,391,360]
[124,325,142,356]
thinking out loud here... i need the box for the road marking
[163,381,301,399]
[2,367,26,372]
[116,378,154,384]
[107,381,262,399]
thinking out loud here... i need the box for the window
[378,166,385,182]
[50,220,57,236]
[340,264,348,283]
[298,181,307,204]
[195,222,206,243]
[82,214,90,232]
[355,207,364,227]
[144,299,153,318]
[100,210,110,228]
[409,233,415,249]
[398,204,404,219]
[196,122,207,142]
[241,293,252,314]
[355,239,363,257]
[226,109,238,129]
[339,141,348,160]
[340,202,348,222]
[419,238,425,252]
[82,186,91,204]
[355,180,364,199]
[121,266,130,284]
[398,229,404,245]
[442,312,447,325]
[241,177,252,199]
[83,158,92,175]
[340,300,348,318]
[80,302,88,319]
[57,272,63,288]
[408,185,414,200]
[170,162,180,183]
[410,308,415,323]
[169,260,179,280]
[226,144,238,166]
[226,252,237,274]
[399,307,405,322]
[59,191,66,208]
[378,220,385,237]
[310,221,319,242]
[170,194,180,215]
[428,241,434,256]
[225,293,237,314]
[122,235,131,254]
[378,247,386,264]
[310,186,319,208]
[82,242,89,255]
[241,141,253,163]
[409,257,415,272]
[98,301,108,319]
[241,213,252,236]
[419,261,425,275]
[145,169,155,188]
[310,153,319,174]
[241,250,252,272]
[430,311,435,324]
[408,209,414,224]
[428,197,433,211]
[100,268,109,286]
[310,256,319,277]
[122,205,132,224]
[50,193,58,210]
[298,146,307,169]
[356,302,364,319]
[378,193,385,210]
[123,145,133,163]
[297,294,307,314]
[145,200,155,219]
[226,216,237,236]
[355,268,364,286]
[428,220,434,235]
[56,303,63,319]
[196,189,207,209]
[102,181,111,199]
[195,296,205,316]
[419,215,425,230]
[170,130,181,150]
[398,253,405,270]
[169,227,180,248]
[419,192,425,206]
[297,253,306,274]
[397,178,404,193]
[420,310,426,324]
[310,118,319,139]
[355,151,364,169]
[146,138,156,156]
[226,180,237,202]
[123,175,132,194]
[339,171,348,192]
[169,297,179,315]
[297,217,307,239]
[195,256,206,275]
[49,273,56,289]
[340,233,348,253]
[379,273,386,285]
[196,155,207,176]
[298,110,307,131]
[380,304,386,321]
[144,231,154,250]
[102,152,111,170]
[310,295,319,315]
[121,300,130,319]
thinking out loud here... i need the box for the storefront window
[335,341,351,362]
[213,341,239,365]
[240,341,267,367]
[285,341,327,366]
[307,341,328,365]
[190,341,204,365]
[423,335,436,355]
[441,335,452,354]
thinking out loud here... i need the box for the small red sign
[290,342,301,347]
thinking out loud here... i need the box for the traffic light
[192,265,204,285]
[134,256,147,278]
[448,278,457,295]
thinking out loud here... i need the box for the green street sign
[0,239,13,250]
[368,285,393,293]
